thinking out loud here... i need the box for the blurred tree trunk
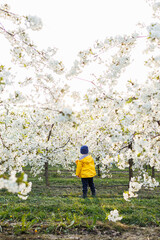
[97,164,101,177]
[128,142,133,185]
[96,156,101,177]
[152,166,155,178]
[44,123,54,186]
[44,161,49,186]
[128,158,133,182]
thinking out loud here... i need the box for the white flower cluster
[107,209,123,222]
[123,173,159,201]
[0,3,21,24]
[115,154,129,170]
[0,3,10,16]
[143,173,159,189]
[123,177,142,201]
[66,34,137,80]
[152,1,160,19]
[147,23,160,39]
[0,171,32,200]
[18,181,32,200]
[48,59,65,74]
[0,65,13,94]
[0,3,65,77]
[25,15,43,31]
[152,2,160,10]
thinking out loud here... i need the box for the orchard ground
[0,165,160,239]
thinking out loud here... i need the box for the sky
[9,0,153,68]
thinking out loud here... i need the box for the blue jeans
[81,177,96,197]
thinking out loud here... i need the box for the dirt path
[0,227,160,240]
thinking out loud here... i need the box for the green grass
[0,166,160,235]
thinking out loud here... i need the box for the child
[76,145,96,198]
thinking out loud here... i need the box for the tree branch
[75,77,97,87]
[0,23,47,61]
[151,134,160,140]
[0,133,9,149]
[47,124,54,142]
[0,8,18,17]
[53,138,70,153]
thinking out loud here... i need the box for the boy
[76,145,96,198]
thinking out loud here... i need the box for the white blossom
[25,15,43,31]
[147,23,160,39]
[107,210,123,222]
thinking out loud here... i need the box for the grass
[0,165,160,235]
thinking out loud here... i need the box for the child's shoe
[92,192,96,197]
[83,194,87,199]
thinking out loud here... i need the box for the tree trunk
[128,158,133,183]
[96,156,101,177]
[97,164,101,177]
[152,166,155,178]
[44,161,49,186]
[128,142,133,185]
[44,123,54,187]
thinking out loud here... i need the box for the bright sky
[9,0,153,68]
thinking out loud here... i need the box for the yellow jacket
[76,155,96,178]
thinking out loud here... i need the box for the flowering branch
[0,24,47,61]
[0,7,18,17]
[75,77,97,87]
[0,133,9,149]
[53,138,70,153]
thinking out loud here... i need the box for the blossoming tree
[0,2,71,197]
[66,0,160,202]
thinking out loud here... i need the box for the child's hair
[80,145,89,154]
